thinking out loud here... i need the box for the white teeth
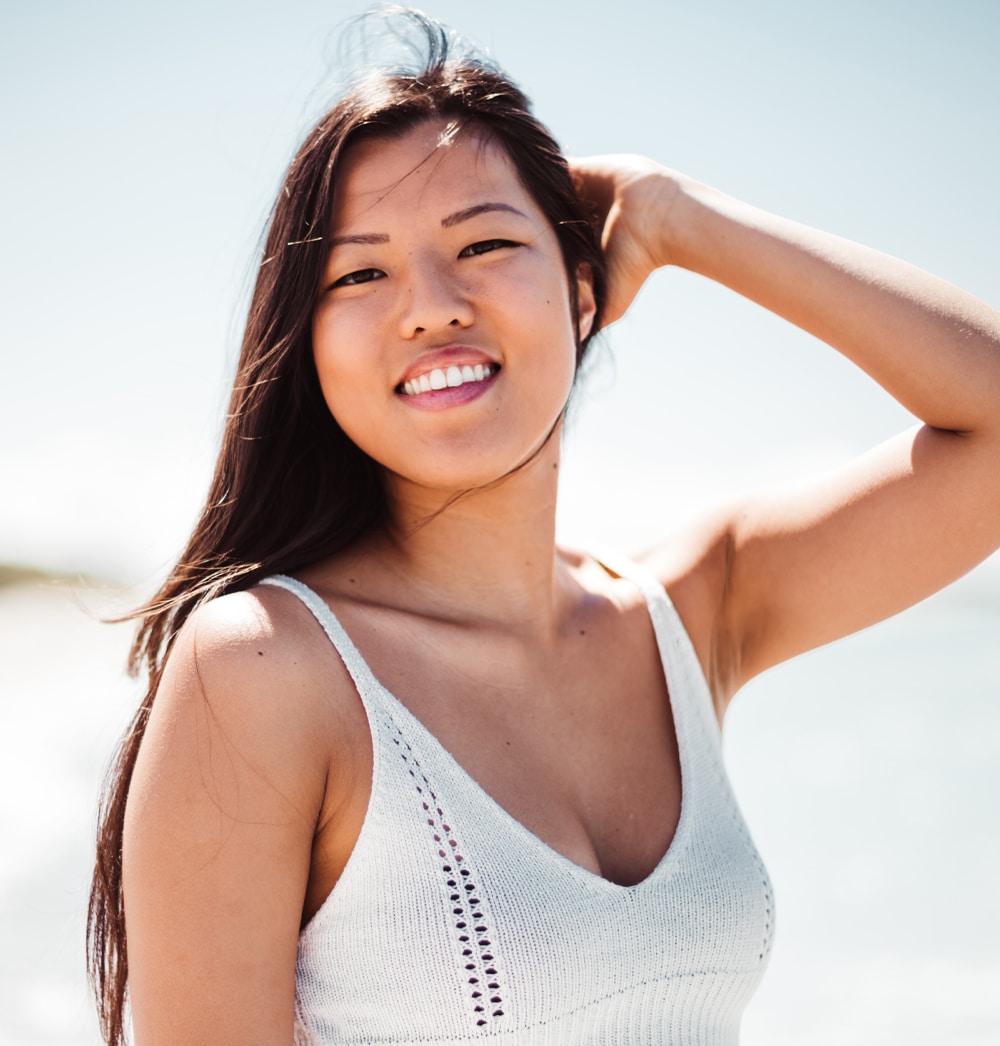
[400,362,496,395]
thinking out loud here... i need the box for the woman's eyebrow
[328,232,390,248]
[441,202,528,227]
[328,203,528,248]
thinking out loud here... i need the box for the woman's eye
[460,239,518,258]
[332,268,384,288]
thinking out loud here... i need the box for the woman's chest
[313,595,684,901]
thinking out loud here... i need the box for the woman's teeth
[401,363,495,396]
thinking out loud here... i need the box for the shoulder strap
[258,575,384,703]
[588,545,688,641]
[589,547,722,742]
[590,545,667,606]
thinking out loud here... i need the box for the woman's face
[312,118,595,496]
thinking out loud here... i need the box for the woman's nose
[397,259,475,338]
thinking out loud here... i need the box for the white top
[261,552,773,1045]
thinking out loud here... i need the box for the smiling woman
[87,7,1000,1046]
[311,119,593,490]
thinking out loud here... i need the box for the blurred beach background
[2,1,998,1043]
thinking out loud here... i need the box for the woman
[88,10,1000,1045]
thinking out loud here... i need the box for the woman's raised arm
[574,157,1000,701]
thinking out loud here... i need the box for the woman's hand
[570,155,683,325]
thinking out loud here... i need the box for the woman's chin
[383,443,562,507]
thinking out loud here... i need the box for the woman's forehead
[332,119,530,223]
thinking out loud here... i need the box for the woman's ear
[575,264,597,342]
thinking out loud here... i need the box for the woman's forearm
[660,175,1000,434]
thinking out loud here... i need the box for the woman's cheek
[313,296,379,370]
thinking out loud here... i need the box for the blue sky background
[3,0,998,581]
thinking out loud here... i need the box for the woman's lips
[395,363,500,410]
[399,362,497,397]
[394,347,501,409]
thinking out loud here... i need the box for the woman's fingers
[569,155,680,326]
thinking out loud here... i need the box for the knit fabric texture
[261,552,773,1044]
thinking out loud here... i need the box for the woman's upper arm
[724,422,1000,690]
[122,590,332,1046]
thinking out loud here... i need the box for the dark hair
[87,9,606,1043]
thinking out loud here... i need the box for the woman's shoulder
[628,510,740,707]
[122,580,359,1042]
[149,580,367,792]
[168,581,338,696]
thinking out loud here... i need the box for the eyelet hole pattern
[392,727,505,1026]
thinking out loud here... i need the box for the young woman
[88,10,1000,1046]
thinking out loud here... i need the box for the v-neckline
[370,662,690,893]
[268,555,694,893]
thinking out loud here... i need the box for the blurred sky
[2,0,998,584]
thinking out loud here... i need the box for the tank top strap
[589,546,723,744]
[258,574,386,713]
[589,545,668,607]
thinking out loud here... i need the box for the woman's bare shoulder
[146,581,366,809]
[123,582,364,1044]
[178,581,331,672]
[631,506,741,708]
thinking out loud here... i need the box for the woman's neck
[366,441,576,636]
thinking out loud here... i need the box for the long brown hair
[87,9,607,1043]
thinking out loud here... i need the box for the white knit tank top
[261,552,773,1045]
